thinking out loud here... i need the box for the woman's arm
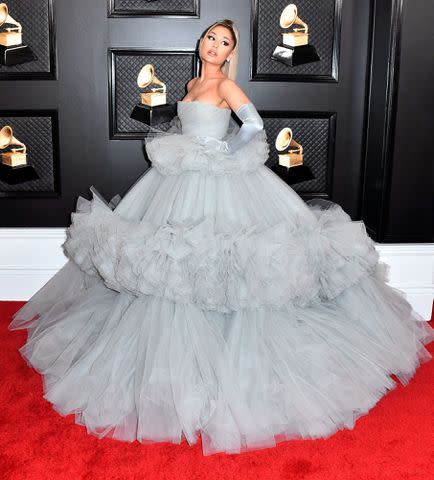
[218,78,251,112]
[197,79,264,155]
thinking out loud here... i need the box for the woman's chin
[200,55,222,65]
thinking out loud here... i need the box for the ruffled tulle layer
[9,260,434,456]
[145,129,270,176]
[62,181,384,313]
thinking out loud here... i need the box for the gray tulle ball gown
[9,100,434,456]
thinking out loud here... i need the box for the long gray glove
[196,102,264,154]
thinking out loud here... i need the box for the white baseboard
[0,228,433,320]
[374,243,433,319]
[0,228,68,301]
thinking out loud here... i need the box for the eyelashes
[207,34,229,47]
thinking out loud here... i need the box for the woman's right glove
[196,102,264,155]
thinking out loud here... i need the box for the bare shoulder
[186,76,199,92]
[217,78,250,111]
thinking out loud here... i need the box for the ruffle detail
[145,129,270,176]
[62,188,382,314]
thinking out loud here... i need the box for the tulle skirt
[8,128,434,456]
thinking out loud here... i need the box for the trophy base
[270,163,315,186]
[140,92,167,107]
[0,43,37,66]
[130,103,176,126]
[281,32,309,48]
[278,153,304,168]
[0,30,22,47]
[271,43,320,67]
[1,151,27,167]
[0,163,39,185]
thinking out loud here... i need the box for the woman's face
[200,25,235,66]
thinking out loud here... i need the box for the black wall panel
[385,0,433,241]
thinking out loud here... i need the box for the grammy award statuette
[270,126,314,185]
[130,64,175,126]
[0,3,36,66]
[271,4,320,67]
[0,125,39,184]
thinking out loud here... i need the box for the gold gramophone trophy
[130,63,175,126]
[138,64,167,106]
[0,125,27,166]
[276,127,303,168]
[0,3,36,66]
[0,125,39,184]
[271,4,320,67]
[270,126,314,185]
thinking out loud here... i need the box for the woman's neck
[198,60,225,82]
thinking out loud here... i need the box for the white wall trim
[0,228,433,319]
[0,228,68,302]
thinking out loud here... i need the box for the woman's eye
[207,35,229,47]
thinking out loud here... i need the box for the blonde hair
[198,19,240,81]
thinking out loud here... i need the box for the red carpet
[1,300,433,480]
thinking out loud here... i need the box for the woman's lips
[207,50,217,56]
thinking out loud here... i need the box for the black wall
[385,0,433,241]
[0,0,432,243]
[361,0,433,242]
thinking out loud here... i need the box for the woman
[9,19,434,456]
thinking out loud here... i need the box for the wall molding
[0,228,432,319]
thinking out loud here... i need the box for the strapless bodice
[177,100,232,140]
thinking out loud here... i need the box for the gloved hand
[195,102,264,155]
[195,135,229,153]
